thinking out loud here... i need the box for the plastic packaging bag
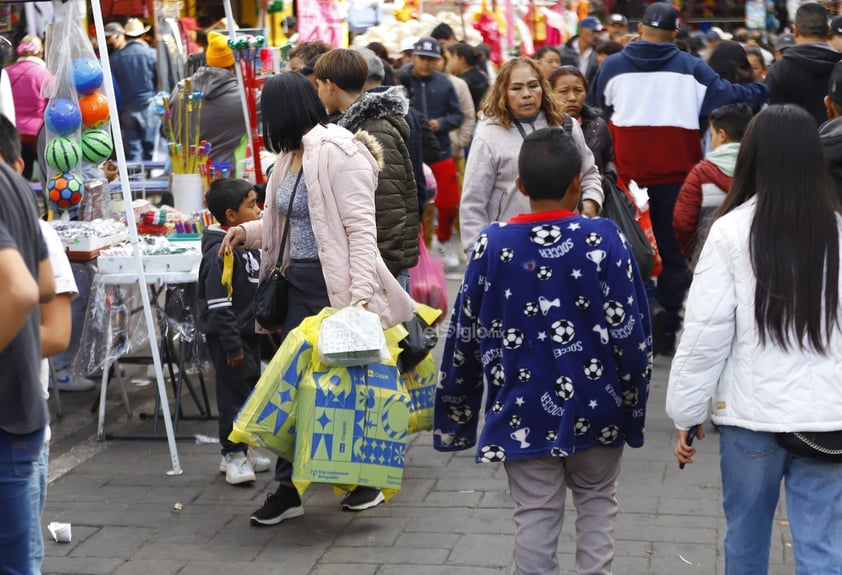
[409,236,448,321]
[317,306,389,367]
[404,353,437,434]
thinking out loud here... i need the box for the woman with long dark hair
[667,104,842,574]
[221,72,415,526]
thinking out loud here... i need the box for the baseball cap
[830,61,842,105]
[642,2,680,30]
[831,15,842,37]
[776,32,796,52]
[104,22,124,37]
[579,16,603,32]
[608,14,628,26]
[413,37,442,58]
[706,26,733,42]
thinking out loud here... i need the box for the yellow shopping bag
[405,353,437,434]
[292,317,410,496]
[229,309,334,459]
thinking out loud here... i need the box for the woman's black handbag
[254,170,302,331]
[775,431,842,463]
[397,313,438,373]
[601,177,654,280]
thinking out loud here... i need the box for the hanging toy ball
[79,92,110,128]
[47,172,85,210]
[45,136,83,172]
[72,58,104,95]
[44,98,82,137]
[80,128,114,164]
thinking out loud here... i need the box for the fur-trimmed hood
[338,87,410,134]
[354,130,384,170]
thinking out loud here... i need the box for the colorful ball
[79,92,110,128]
[71,58,103,95]
[44,98,82,136]
[47,172,84,210]
[45,137,82,172]
[80,129,113,164]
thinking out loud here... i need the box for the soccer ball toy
[44,98,82,136]
[47,172,84,210]
[45,137,82,172]
[81,129,114,164]
[79,92,110,128]
[72,58,104,94]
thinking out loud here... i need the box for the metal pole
[222,0,255,179]
[90,0,183,476]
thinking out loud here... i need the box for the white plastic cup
[171,173,205,214]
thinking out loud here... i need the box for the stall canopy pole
[222,0,255,178]
[89,0,183,476]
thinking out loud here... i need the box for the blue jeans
[647,183,691,333]
[0,427,45,575]
[119,104,160,162]
[29,442,49,575]
[719,426,842,575]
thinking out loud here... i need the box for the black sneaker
[341,486,385,512]
[250,485,303,526]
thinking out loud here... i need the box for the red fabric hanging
[100,0,151,19]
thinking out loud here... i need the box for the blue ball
[44,98,82,136]
[71,58,103,95]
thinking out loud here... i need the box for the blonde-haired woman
[459,57,603,253]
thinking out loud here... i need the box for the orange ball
[79,92,109,128]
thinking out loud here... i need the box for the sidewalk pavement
[41,275,798,575]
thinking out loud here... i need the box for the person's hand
[429,119,440,132]
[581,199,600,217]
[227,354,244,369]
[102,160,119,182]
[674,426,705,466]
[219,225,246,255]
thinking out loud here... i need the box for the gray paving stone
[110,559,186,575]
[319,545,449,565]
[177,561,281,575]
[448,533,515,567]
[378,566,509,575]
[394,532,461,548]
[331,517,406,546]
[40,557,123,574]
[70,526,156,558]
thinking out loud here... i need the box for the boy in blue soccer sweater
[434,128,652,575]
[198,179,269,485]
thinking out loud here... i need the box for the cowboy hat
[123,18,151,38]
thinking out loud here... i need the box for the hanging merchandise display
[42,0,115,214]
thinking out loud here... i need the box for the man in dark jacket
[408,37,464,263]
[766,2,842,126]
[559,16,602,100]
[314,49,420,282]
[169,32,246,169]
[819,60,842,201]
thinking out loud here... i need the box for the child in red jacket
[674,103,753,262]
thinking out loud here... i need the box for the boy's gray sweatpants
[504,447,624,575]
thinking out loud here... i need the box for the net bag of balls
[42,0,114,214]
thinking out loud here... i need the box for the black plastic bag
[601,177,654,280]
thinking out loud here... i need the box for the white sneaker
[441,240,461,271]
[219,452,271,474]
[55,371,96,392]
[222,452,256,485]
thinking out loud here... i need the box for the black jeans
[275,260,330,482]
[208,334,261,455]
